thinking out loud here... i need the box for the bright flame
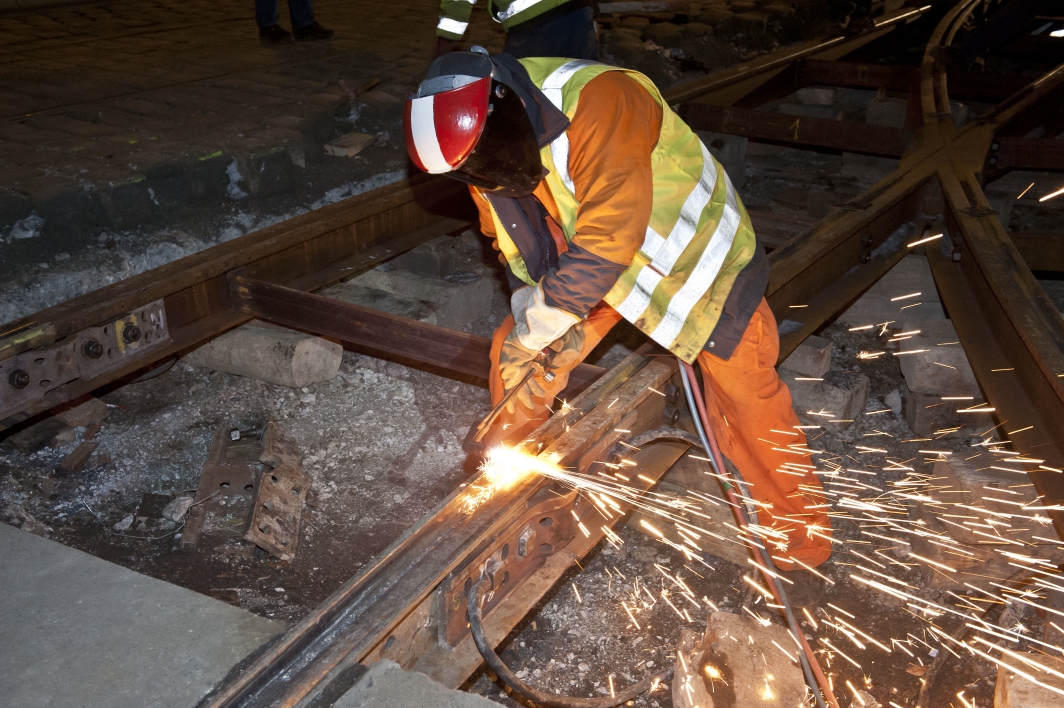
[481,445,563,491]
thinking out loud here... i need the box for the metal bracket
[436,485,578,648]
[0,299,170,420]
[245,421,310,562]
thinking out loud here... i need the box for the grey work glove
[498,322,585,414]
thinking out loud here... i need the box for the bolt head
[82,339,103,359]
[123,325,142,343]
[8,370,30,389]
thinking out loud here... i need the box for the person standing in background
[435,0,598,60]
[258,0,334,45]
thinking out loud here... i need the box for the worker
[403,49,833,605]
[434,0,598,60]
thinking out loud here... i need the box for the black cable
[466,573,672,708]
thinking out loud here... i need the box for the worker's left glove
[499,285,582,413]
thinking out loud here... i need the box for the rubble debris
[780,334,832,378]
[994,652,1064,707]
[54,397,110,428]
[0,501,52,535]
[324,132,375,158]
[780,368,869,431]
[244,421,310,562]
[162,495,194,522]
[704,611,807,707]
[57,440,100,475]
[850,689,881,707]
[182,320,342,388]
[7,417,75,454]
[113,513,134,532]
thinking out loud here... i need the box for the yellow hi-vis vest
[483,58,758,363]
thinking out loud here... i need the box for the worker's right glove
[498,330,545,414]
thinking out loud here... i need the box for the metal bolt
[123,325,142,343]
[664,383,680,404]
[663,404,680,426]
[82,339,103,359]
[517,527,534,557]
[8,370,30,389]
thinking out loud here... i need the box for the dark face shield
[448,82,545,199]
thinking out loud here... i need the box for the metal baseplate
[0,299,170,421]
[244,421,310,562]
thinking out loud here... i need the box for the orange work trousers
[487,298,833,569]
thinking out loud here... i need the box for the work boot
[775,566,828,608]
[294,22,334,41]
[259,24,292,44]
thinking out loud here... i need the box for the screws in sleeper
[123,325,142,343]
[82,339,103,359]
[8,370,30,389]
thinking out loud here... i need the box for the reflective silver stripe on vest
[649,141,718,273]
[649,169,742,348]
[541,60,599,194]
[641,225,665,259]
[437,17,469,34]
[497,0,552,20]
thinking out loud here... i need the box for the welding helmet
[404,49,543,198]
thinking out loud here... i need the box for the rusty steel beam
[987,136,1064,176]
[228,275,604,393]
[0,175,475,430]
[197,348,683,708]
[1011,232,1064,272]
[797,60,1022,103]
[680,102,912,157]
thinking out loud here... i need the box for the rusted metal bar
[228,275,604,392]
[1011,232,1064,272]
[798,60,1021,102]
[680,102,912,157]
[988,136,1064,175]
[197,348,681,708]
[0,175,475,430]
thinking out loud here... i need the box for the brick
[781,368,868,431]
[55,397,110,428]
[7,417,74,454]
[780,334,832,378]
[897,319,979,396]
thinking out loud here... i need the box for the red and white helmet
[404,50,544,197]
[405,75,490,174]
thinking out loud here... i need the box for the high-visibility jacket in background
[437,0,586,41]
[471,58,760,363]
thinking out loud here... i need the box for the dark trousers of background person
[256,0,314,30]
[503,4,599,60]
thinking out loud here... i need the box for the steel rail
[0,174,475,430]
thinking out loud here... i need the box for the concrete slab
[336,660,500,707]
[839,254,945,327]
[0,523,279,708]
